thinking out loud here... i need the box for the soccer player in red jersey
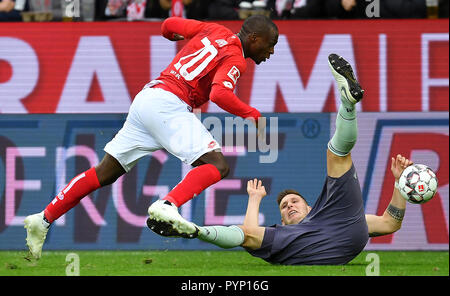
[24,15,279,258]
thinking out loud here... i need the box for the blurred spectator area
[95,0,209,20]
[204,0,449,20]
[287,0,449,19]
[3,0,449,22]
[20,0,94,21]
[1,0,27,21]
[22,0,58,21]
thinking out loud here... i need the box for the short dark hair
[276,189,308,206]
[239,14,278,38]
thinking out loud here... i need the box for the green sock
[328,95,358,156]
[198,225,244,249]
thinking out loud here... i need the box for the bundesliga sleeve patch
[227,66,240,84]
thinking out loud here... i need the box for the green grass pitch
[0,250,448,276]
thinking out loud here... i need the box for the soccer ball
[398,164,438,204]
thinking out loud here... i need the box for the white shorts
[104,87,221,172]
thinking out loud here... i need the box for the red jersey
[155,17,260,121]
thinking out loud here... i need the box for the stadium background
[0,7,448,253]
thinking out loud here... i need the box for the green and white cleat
[24,211,49,259]
[147,200,199,238]
[328,53,364,104]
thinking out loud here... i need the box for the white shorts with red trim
[104,87,220,172]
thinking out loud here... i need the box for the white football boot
[328,53,364,104]
[147,200,199,238]
[24,211,49,259]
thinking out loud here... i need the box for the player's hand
[170,33,185,41]
[391,154,413,181]
[247,178,267,200]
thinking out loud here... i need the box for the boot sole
[328,53,364,103]
[146,217,198,239]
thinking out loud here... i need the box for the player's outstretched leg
[24,154,124,259]
[147,218,245,249]
[327,54,364,158]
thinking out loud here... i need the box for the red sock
[164,164,222,207]
[44,167,101,223]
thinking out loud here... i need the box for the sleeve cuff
[248,109,261,123]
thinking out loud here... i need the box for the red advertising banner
[0,19,448,114]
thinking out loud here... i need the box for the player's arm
[238,179,266,250]
[365,154,412,237]
[210,79,266,140]
[210,59,261,122]
[210,84,261,121]
[161,17,206,41]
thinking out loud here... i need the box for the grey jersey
[247,164,368,265]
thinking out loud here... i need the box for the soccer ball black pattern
[398,164,438,204]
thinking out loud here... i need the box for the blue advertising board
[0,113,329,250]
[1,112,448,250]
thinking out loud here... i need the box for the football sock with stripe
[198,225,244,249]
[44,167,101,223]
[328,95,358,157]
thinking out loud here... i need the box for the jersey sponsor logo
[227,66,240,84]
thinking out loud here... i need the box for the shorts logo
[227,66,240,84]
[208,141,216,149]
